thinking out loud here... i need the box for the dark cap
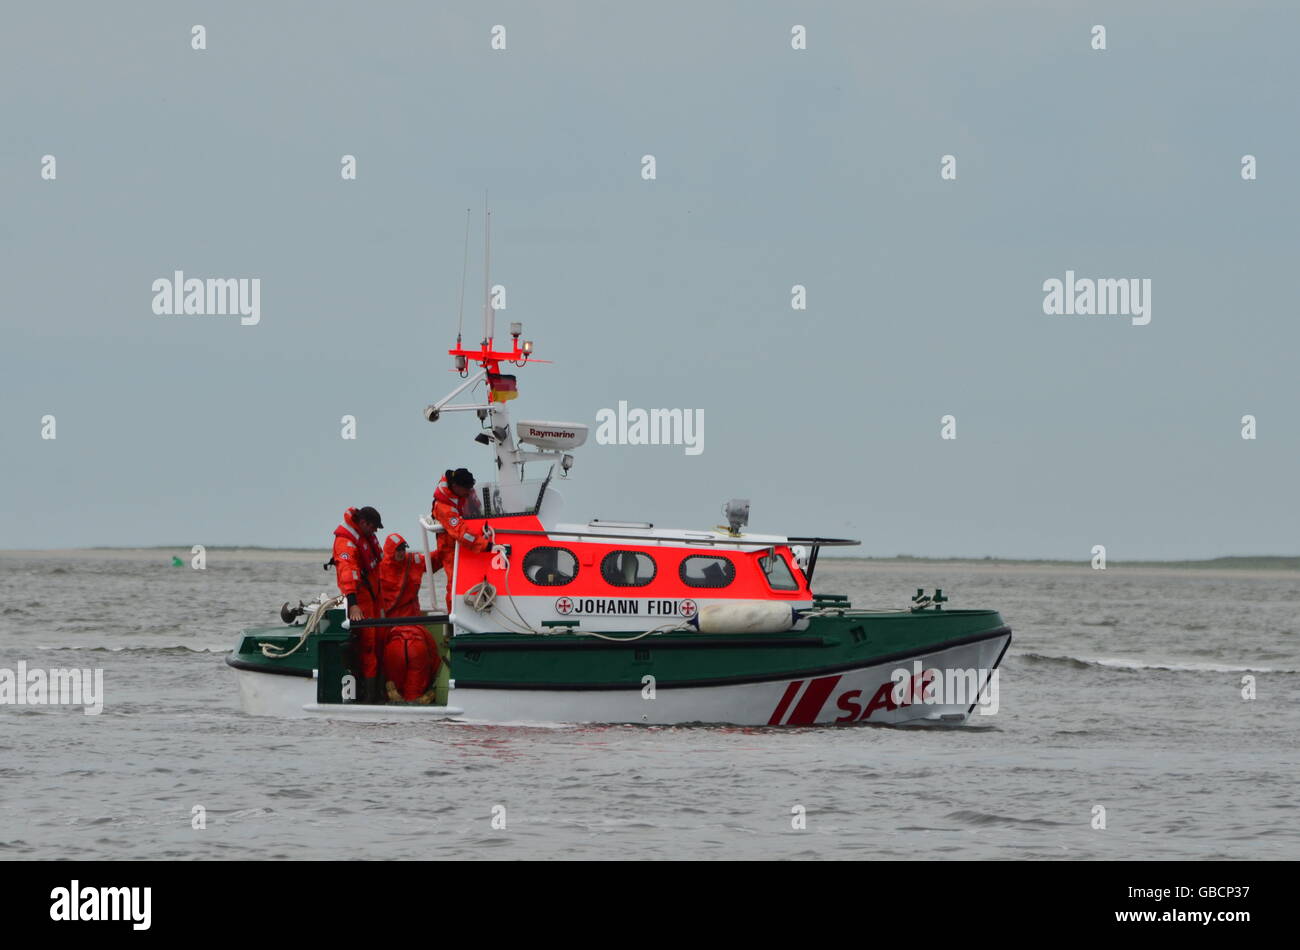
[356,506,383,529]
[449,468,475,489]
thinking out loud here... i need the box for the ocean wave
[26,644,229,655]
[1014,651,1295,674]
[945,809,1066,828]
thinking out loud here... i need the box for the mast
[431,204,532,497]
[483,202,516,486]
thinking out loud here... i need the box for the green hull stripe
[227,606,1010,697]
[454,636,828,652]
[451,626,1011,691]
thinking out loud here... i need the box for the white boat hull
[231,633,1009,726]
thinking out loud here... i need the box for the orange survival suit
[331,507,384,687]
[378,533,429,619]
[431,474,489,612]
[378,532,442,704]
[384,627,440,703]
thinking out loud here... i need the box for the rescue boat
[226,217,1012,726]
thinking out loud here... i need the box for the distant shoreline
[1,547,1297,571]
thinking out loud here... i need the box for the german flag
[488,373,518,402]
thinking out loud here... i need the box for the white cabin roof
[550,522,792,551]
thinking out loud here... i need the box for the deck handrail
[469,526,860,548]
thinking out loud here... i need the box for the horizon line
[2,546,1299,568]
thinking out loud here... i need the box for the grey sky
[2,1,1297,558]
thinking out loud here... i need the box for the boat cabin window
[679,555,736,588]
[523,546,578,586]
[759,552,800,591]
[601,551,657,587]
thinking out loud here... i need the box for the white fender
[692,600,796,634]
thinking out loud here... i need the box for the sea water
[1,550,1296,860]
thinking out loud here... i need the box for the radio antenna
[456,207,470,346]
[483,193,493,347]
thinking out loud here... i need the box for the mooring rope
[258,595,344,658]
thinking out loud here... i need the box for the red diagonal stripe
[768,680,803,725]
[786,675,842,725]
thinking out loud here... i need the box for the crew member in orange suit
[383,626,441,704]
[431,468,489,613]
[378,533,429,619]
[379,533,443,704]
[329,505,384,703]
